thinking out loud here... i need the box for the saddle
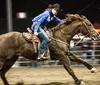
[22,28,53,58]
[22,28,40,53]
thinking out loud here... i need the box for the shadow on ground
[15,81,100,85]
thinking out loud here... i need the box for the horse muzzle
[91,33,100,40]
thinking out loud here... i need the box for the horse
[0,14,99,85]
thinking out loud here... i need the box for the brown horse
[0,14,99,85]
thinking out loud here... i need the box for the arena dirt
[0,66,100,85]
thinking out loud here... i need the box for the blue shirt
[32,10,63,32]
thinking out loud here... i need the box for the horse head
[77,15,100,40]
[62,14,100,41]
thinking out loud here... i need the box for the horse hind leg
[0,55,18,85]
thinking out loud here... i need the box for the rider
[31,3,64,60]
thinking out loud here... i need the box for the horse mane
[51,14,87,31]
[64,14,81,23]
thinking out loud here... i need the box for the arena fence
[12,38,100,68]
[12,57,100,68]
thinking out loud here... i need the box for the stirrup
[37,57,49,61]
[37,53,49,61]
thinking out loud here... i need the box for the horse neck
[52,21,81,43]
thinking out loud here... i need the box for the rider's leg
[38,28,49,60]
[31,22,39,33]
[31,23,50,60]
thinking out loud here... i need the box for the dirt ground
[0,66,100,85]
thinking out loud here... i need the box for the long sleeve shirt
[32,10,63,32]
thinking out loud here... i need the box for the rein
[82,20,91,35]
[73,20,91,47]
[49,36,69,46]
[72,33,89,49]
[49,33,89,50]
[72,20,91,49]
[48,19,92,49]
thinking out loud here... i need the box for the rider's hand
[34,32,38,36]
[33,32,38,40]
[27,27,32,33]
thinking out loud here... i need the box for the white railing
[12,39,100,67]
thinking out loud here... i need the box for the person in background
[31,3,64,60]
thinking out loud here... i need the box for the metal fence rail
[12,40,100,68]
[12,57,100,68]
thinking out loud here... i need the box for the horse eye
[88,24,92,26]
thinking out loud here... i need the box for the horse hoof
[80,81,85,85]
[91,67,97,73]
[75,79,85,85]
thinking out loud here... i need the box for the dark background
[0,0,100,33]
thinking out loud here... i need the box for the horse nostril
[97,34,100,38]
[95,34,100,40]
[99,34,100,37]
[97,33,99,36]
[95,33,100,38]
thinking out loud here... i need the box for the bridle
[49,18,99,49]
[82,20,92,34]
[81,19,99,40]
[72,19,95,48]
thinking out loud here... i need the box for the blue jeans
[31,22,49,54]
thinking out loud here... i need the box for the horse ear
[65,13,70,17]
[81,15,87,19]
[74,14,79,17]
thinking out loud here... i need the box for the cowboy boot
[37,49,50,61]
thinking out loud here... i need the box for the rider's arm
[33,11,49,34]
[53,16,64,24]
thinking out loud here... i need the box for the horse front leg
[69,52,97,73]
[0,55,18,85]
[0,72,9,85]
[0,61,9,85]
[59,54,85,85]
